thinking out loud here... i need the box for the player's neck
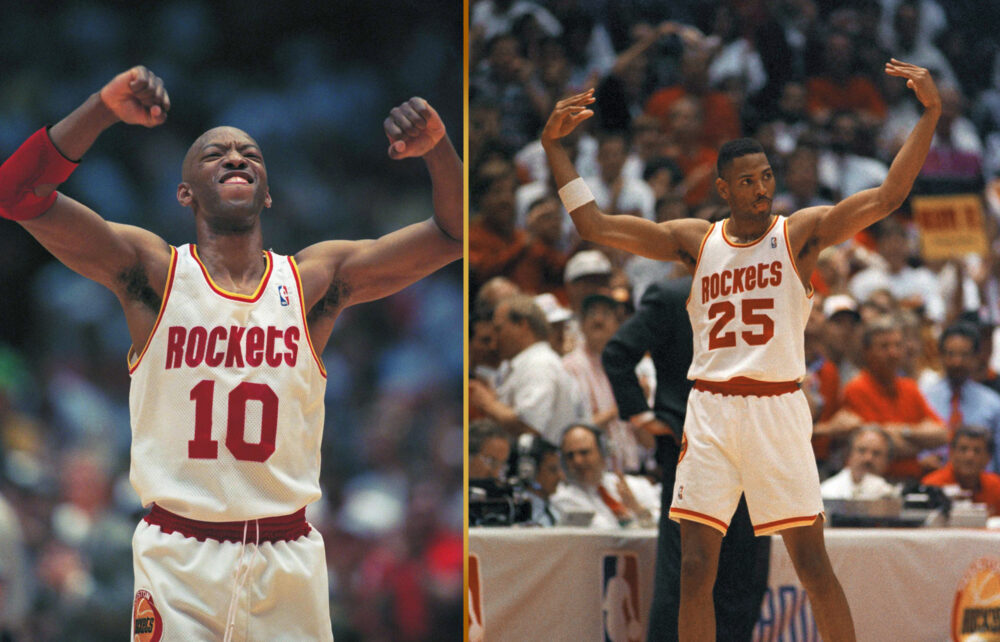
[194,227,267,292]
[724,213,774,244]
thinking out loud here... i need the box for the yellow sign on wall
[912,194,988,260]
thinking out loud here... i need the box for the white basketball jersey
[128,244,327,521]
[686,216,812,382]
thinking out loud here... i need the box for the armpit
[118,263,161,313]
[308,278,352,322]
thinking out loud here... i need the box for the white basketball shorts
[668,380,824,536]
[130,505,333,641]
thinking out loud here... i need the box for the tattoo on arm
[118,264,161,313]
[308,278,352,323]
[677,249,696,268]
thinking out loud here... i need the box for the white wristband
[557,177,595,213]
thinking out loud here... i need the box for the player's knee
[791,549,835,590]
[679,548,717,592]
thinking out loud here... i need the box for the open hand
[99,66,170,127]
[884,59,940,111]
[541,89,595,143]
[384,97,446,159]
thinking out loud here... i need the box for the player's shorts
[668,379,824,536]
[131,504,333,641]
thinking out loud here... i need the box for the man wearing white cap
[564,249,614,316]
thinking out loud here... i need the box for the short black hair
[717,138,766,178]
[939,322,981,353]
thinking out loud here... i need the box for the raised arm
[2,66,173,294]
[540,89,708,269]
[790,60,941,253]
[294,98,462,343]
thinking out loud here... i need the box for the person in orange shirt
[806,31,888,127]
[922,427,1000,516]
[840,316,948,482]
[469,158,528,292]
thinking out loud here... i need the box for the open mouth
[219,171,254,185]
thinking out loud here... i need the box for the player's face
[179,127,271,227]
[951,436,990,479]
[717,153,775,219]
[561,428,604,485]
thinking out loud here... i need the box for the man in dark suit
[602,277,769,641]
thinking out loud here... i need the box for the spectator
[583,130,656,220]
[806,30,888,128]
[773,146,832,216]
[820,426,899,500]
[660,96,719,207]
[550,424,659,529]
[848,219,945,323]
[888,1,957,87]
[468,420,511,483]
[563,294,649,474]
[507,195,569,297]
[840,317,948,481]
[644,44,742,150]
[470,0,562,42]
[919,84,985,189]
[563,250,614,318]
[921,427,1000,516]
[470,33,549,151]
[469,159,527,292]
[533,293,573,356]
[817,110,889,201]
[468,294,587,444]
[522,437,564,526]
[921,323,1000,472]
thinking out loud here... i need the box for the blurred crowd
[469,0,1000,525]
[0,2,462,641]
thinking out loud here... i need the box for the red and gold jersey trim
[288,256,327,379]
[190,244,273,303]
[128,246,178,375]
[782,218,814,298]
[754,512,822,536]
[669,507,729,535]
[721,214,780,248]
[685,222,716,307]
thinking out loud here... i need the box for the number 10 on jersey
[188,380,279,462]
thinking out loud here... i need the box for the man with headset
[551,423,660,528]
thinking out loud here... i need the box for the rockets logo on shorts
[132,589,163,642]
[277,284,290,306]
[601,552,643,642]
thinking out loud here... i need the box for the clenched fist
[99,66,170,128]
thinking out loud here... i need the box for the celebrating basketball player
[0,66,461,640]
[542,59,940,641]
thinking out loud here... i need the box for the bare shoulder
[786,205,832,250]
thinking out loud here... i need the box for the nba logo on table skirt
[601,552,643,642]
[277,284,290,306]
[468,553,485,642]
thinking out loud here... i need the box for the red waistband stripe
[693,377,799,397]
[144,504,311,543]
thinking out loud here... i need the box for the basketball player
[0,66,461,640]
[541,59,940,641]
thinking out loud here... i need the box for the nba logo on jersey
[601,552,643,642]
[468,554,486,642]
[277,284,290,306]
[771,237,777,248]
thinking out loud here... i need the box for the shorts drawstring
[223,519,260,642]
